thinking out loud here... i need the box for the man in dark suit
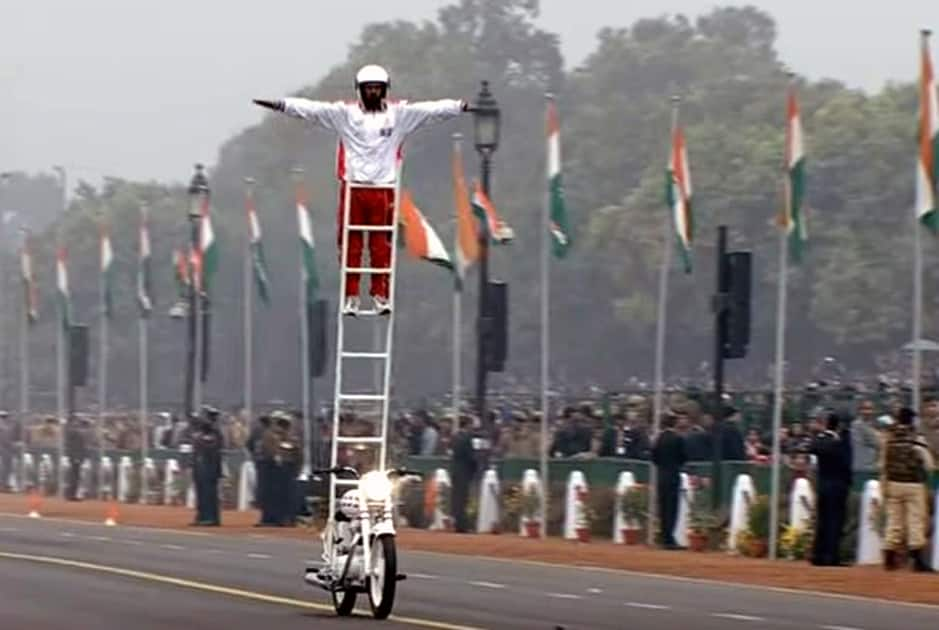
[809,411,852,566]
[450,416,477,533]
[652,412,688,549]
[192,407,224,526]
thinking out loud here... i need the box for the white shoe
[342,296,360,317]
[373,295,392,316]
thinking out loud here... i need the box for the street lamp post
[185,164,209,418]
[471,80,500,441]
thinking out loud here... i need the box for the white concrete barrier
[164,459,179,505]
[141,458,158,505]
[728,474,755,553]
[117,456,133,502]
[563,471,589,540]
[429,468,452,531]
[856,479,883,565]
[789,477,814,530]
[78,460,93,500]
[675,473,691,547]
[613,471,637,544]
[519,469,544,537]
[475,468,501,534]
[99,456,115,500]
[237,460,256,511]
[38,454,53,494]
[21,453,35,491]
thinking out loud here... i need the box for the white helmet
[339,489,360,520]
[355,64,390,89]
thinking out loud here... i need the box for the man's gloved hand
[253,99,284,112]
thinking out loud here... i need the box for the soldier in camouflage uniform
[264,412,299,526]
[880,407,934,572]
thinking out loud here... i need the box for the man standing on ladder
[254,64,468,316]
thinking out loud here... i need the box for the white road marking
[203,549,223,554]
[626,602,671,610]
[90,536,111,542]
[547,593,582,600]
[160,544,185,551]
[119,540,143,546]
[587,588,603,594]
[821,626,864,630]
[468,581,505,589]
[247,553,271,559]
[712,613,765,622]
[60,532,76,538]
[411,573,438,579]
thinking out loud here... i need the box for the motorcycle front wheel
[331,588,357,616]
[367,535,397,620]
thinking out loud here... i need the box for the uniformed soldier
[651,412,688,550]
[250,416,277,526]
[64,415,87,501]
[880,407,935,572]
[191,406,224,526]
[263,411,299,526]
[450,416,477,533]
[809,411,852,566]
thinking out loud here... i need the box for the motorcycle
[305,466,421,619]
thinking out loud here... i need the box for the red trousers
[337,184,395,299]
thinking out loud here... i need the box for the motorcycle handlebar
[311,466,360,479]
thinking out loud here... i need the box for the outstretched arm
[397,99,468,135]
[252,97,346,131]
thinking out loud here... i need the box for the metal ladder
[328,176,402,516]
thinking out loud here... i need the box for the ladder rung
[341,351,389,359]
[345,267,392,274]
[347,224,395,232]
[335,479,360,487]
[336,436,385,444]
[338,394,387,401]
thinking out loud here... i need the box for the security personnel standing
[64,415,87,501]
[263,412,299,526]
[809,411,852,566]
[651,412,687,549]
[275,414,300,526]
[192,406,224,526]
[450,416,477,533]
[880,407,935,572]
[251,416,276,526]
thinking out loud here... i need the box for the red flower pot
[688,531,708,552]
[524,520,541,539]
[622,528,641,545]
[575,527,591,543]
[749,538,768,558]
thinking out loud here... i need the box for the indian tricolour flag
[399,190,452,269]
[452,139,479,290]
[138,206,153,317]
[546,99,571,258]
[781,80,807,262]
[471,182,514,244]
[100,220,114,318]
[57,247,71,330]
[666,112,693,273]
[21,231,38,324]
[199,196,217,291]
[246,191,271,305]
[296,185,319,304]
[917,30,939,233]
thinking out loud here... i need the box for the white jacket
[283,97,465,185]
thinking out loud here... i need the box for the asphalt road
[1,513,938,630]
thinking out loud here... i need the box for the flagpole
[295,168,311,478]
[20,232,29,417]
[649,96,680,546]
[539,95,554,538]
[913,207,923,409]
[194,258,203,415]
[139,315,148,502]
[768,227,789,560]
[98,215,108,466]
[244,178,255,428]
[54,166,66,499]
[451,133,464,435]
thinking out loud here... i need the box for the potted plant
[574,487,593,543]
[619,484,648,545]
[687,480,716,552]
[521,487,542,538]
[745,494,771,558]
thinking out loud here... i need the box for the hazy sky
[1,1,932,185]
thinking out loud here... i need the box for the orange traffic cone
[104,500,119,527]
[27,490,42,519]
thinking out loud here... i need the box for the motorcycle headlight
[360,471,393,503]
